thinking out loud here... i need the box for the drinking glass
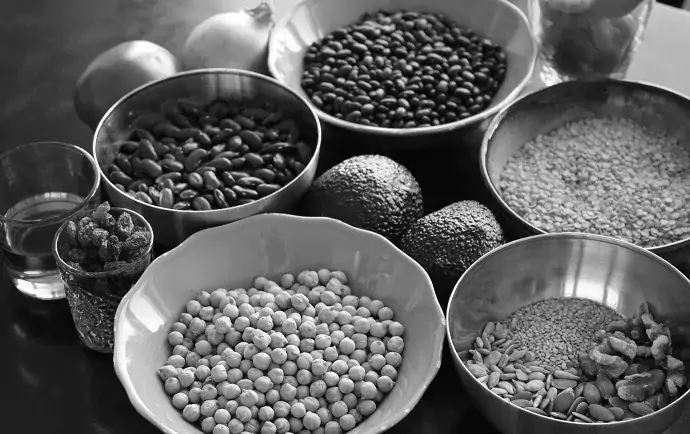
[53,207,154,354]
[529,0,654,86]
[0,142,101,300]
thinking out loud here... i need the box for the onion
[180,1,275,74]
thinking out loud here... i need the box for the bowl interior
[448,234,690,353]
[94,69,320,175]
[268,0,536,133]
[483,80,690,197]
[114,214,445,434]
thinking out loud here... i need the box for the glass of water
[0,142,101,300]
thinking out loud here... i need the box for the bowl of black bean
[447,232,690,434]
[267,0,537,148]
[480,79,690,274]
[93,68,322,247]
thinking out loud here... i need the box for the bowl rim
[445,231,690,427]
[267,0,538,137]
[479,78,690,254]
[92,68,323,215]
[113,213,447,434]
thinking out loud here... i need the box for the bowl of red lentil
[446,232,690,434]
[480,79,690,273]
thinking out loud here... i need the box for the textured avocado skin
[302,155,424,243]
[400,200,504,304]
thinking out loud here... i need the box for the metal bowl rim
[445,231,690,426]
[267,0,538,137]
[479,78,690,253]
[92,68,323,215]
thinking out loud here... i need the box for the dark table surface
[1,0,690,433]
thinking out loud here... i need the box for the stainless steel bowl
[267,0,537,149]
[480,79,690,273]
[93,69,322,247]
[446,233,690,434]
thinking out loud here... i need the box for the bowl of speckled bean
[446,232,690,434]
[267,0,537,147]
[480,79,690,274]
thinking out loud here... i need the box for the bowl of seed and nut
[447,232,690,434]
[267,0,537,146]
[481,79,690,273]
[93,68,322,247]
[113,213,445,434]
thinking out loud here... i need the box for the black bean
[202,171,223,191]
[135,191,153,205]
[173,201,191,210]
[221,187,238,203]
[232,185,259,199]
[213,189,229,208]
[179,189,199,201]
[192,196,212,211]
[244,153,265,169]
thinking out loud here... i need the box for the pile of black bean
[103,99,314,211]
[301,9,507,129]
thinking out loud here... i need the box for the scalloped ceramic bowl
[268,0,537,143]
[113,213,446,434]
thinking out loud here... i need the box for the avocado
[399,200,504,304]
[302,155,424,243]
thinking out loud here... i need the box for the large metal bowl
[93,69,322,247]
[267,0,537,149]
[447,233,690,434]
[480,79,690,273]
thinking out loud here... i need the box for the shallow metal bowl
[93,69,322,247]
[480,79,690,272]
[446,233,690,434]
[267,0,537,148]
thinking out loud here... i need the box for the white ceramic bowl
[268,0,537,140]
[114,213,446,434]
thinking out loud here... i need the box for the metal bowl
[480,79,690,272]
[446,232,690,434]
[93,69,322,247]
[267,0,537,148]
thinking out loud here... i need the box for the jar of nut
[529,0,654,85]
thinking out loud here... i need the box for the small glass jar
[529,0,654,86]
[52,207,154,354]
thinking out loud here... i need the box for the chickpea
[222,304,240,321]
[238,389,259,407]
[296,369,313,385]
[255,376,273,393]
[195,364,211,381]
[330,331,345,346]
[280,273,295,289]
[318,307,338,325]
[381,364,398,380]
[182,403,201,422]
[228,418,244,434]
[309,379,327,398]
[201,384,218,400]
[299,338,315,353]
[282,318,298,335]
[271,310,287,327]
[167,330,184,346]
[282,360,298,376]
[369,322,387,338]
[196,340,213,356]
[211,365,228,382]
[323,346,339,361]
[289,416,304,433]
[273,400,292,418]
[235,405,252,423]
[172,392,189,409]
[339,413,356,431]
[350,350,367,365]
[290,401,307,418]
[268,368,284,385]
[324,420,343,434]
[213,424,230,434]
[298,270,320,287]
[291,293,310,311]
[257,315,273,332]
[296,385,310,399]
[337,377,355,395]
[303,411,322,430]
[237,378,254,391]
[200,399,220,418]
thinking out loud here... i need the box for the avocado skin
[302,155,424,243]
[400,200,504,305]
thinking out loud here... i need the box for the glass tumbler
[0,142,101,300]
[53,207,154,354]
[529,0,654,86]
